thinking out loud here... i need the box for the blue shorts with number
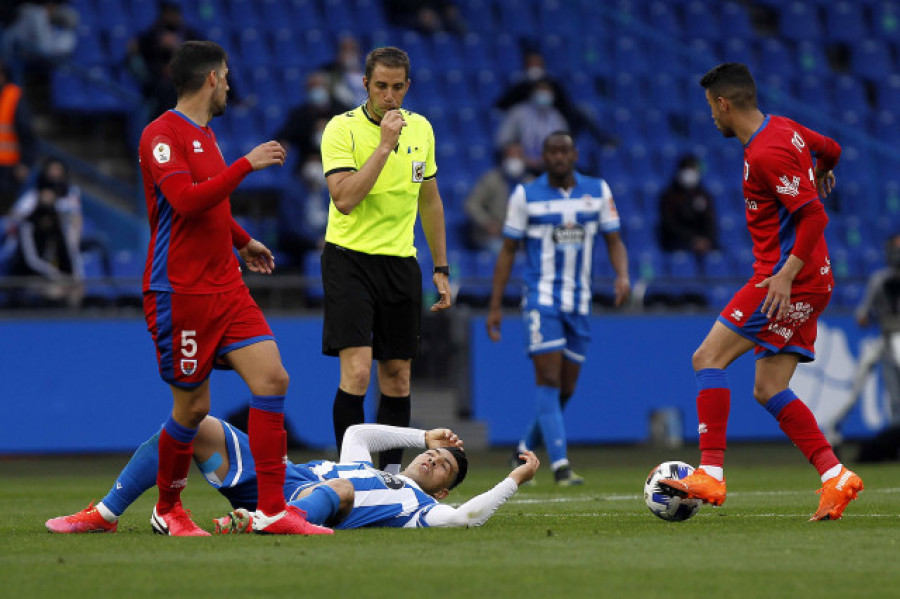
[522,306,590,363]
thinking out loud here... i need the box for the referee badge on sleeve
[412,161,425,182]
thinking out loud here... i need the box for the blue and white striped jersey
[503,172,620,315]
[287,460,440,529]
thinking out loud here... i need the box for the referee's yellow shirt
[321,104,437,257]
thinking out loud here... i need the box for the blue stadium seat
[780,2,824,42]
[665,250,700,279]
[758,39,794,80]
[853,39,894,82]
[824,1,868,43]
[270,28,306,69]
[614,36,649,76]
[227,0,261,30]
[872,2,900,40]
[794,41,830,76]
[833,74,869,114]
[303,251,324,302]
[720,38,754,69]
[701,250,731,279]
[498,0,538,38]
[719,1,754,40]
[462,33,492,72]
[682,1,720,41]
[646,1,681,38]
[492,34,522,79]
[877,74,900,112]
[432,32,463,71]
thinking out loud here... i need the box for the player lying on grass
[46,418,540,533]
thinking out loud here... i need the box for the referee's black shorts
[321,242,422,360]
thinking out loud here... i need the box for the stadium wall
[0,314,889,454]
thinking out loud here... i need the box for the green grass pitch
[2,443,898,598]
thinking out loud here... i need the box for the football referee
[319,46,451,473]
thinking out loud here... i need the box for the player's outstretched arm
[421,451,540,528]
[486,237,519,342]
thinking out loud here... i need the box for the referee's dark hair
[446,447,468,490]
[365,46,410,80]
[170,40,228,98]
[700,62,757,110]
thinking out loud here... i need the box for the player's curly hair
[445,446,468,490]
[700,62,757,110]
[170,40,228,98]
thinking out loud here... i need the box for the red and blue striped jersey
[139,110,251,294]
[742,115,840,292]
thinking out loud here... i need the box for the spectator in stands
[320,36,368,109]
[658,154,717,262]
[6,156,111,278]
[464,143,530,253]
[496,79,569,175]
[496,50,615,149]
[0,60,36,213]
[854,234,900,423]
[277,156,330,269]
[5,157,84,307]
[127,1,203,120]
[2,0,78,71]
[276,71,353,167]
[382,0,466,35]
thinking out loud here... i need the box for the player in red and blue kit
[658,63,863,521]
[138,41,330,536]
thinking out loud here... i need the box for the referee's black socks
[333,388,366,453]
[377,393,411,474]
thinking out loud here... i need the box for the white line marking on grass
[509,513,900,518]
[508,487,900,505]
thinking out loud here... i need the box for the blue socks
[535,385,568,469]
[101,431,162,517]
[288,485,341,525]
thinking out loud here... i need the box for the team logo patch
[412,161,426,182]
[180,359,197,376]
[192,140,204,153]
[775,175,801,197]
[552,223,586,247]
[377,471,406,490]
[154,142,171,164]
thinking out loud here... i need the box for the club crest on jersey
[776,175,800,197]
[791,131,806,151]
[192,140,204,153]
[180,359,197,376]
[154,142,171,164]
[411,161,426,182]
[377,471,406,490]
[552,223,586,248]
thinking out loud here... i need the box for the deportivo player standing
[139,41,330,536]
[658,63,863,521]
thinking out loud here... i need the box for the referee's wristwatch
[433,265,450,276]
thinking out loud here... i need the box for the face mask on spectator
[308,86,330,107]
[531,89,554,108]
[302,161,326,189]
[526,66,545,81]
[678,167,701,189]
[502,157,525,180]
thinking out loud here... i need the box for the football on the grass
[644,461,702,522]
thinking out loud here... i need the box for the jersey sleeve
[419,477,519,527]
[339,424,427,464]
[320,115,357,177]
[796,122,841,173]
[598,179,621,233]
[143,123,191,184]
[502,184,528,239]
[753,142,819,213]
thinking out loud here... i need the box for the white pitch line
[506,487,900,505]
[505,512,900,518]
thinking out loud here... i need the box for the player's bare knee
[327,479,355,512]
[753,383,782,405]
[266,365,290,394]
[342,365,371,394]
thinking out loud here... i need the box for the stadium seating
[48,0,894,308]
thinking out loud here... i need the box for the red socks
[156,425,195,514]
[767,390,839,476]
[697,387,730,468]
[249,404,288,516]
